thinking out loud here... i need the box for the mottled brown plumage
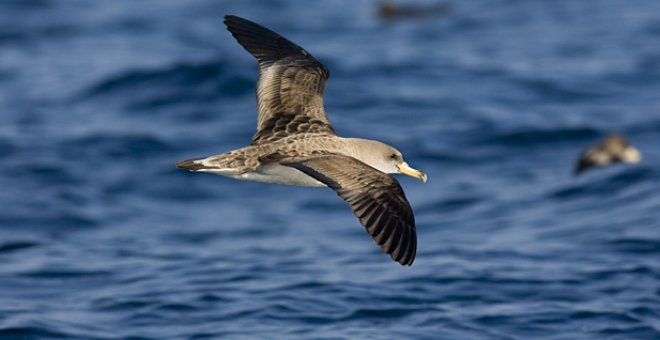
[224,15,335,145]
[574,134,641,175]
[177,15,426,265]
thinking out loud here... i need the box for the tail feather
[176,158,207,171]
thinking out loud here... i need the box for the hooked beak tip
[397,163,427,183]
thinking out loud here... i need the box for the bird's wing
[574,148,610,175]
[284,155,417,265]
[224,15,335,145]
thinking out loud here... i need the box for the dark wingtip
[401,228,417,266]
[223,14,296,64]
[574,156,593,176]
[573,166,585,176]
[393,224,416,266]
[222,14,325,70]
[223,15,246,29]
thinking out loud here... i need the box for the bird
[176,15,427,265]
[574,134,641,175]
[377,1,452,20]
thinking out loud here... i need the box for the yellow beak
[397,162,427,183]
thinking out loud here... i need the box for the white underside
[198,162,326,187]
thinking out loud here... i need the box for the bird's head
[350,139,427,182]
[605,134,642,164]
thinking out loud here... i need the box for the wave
[0,241,39,254]
[605,238,660,254]
[477,126,602,148]
[80,61,254,110]
[0,211,98,230]
[0,326,71,339]
[62,133,177,160]
[547,166,655,200]
[0,138,18,159]
[511,76,610,103]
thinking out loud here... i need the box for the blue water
[1,0,659,338]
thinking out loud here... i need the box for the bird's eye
[390,153,397,160]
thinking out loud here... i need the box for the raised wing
[285,155,417,265]
[224,15,335,145]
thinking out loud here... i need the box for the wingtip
[398,257,415,266]
[223,14,240,26]
[573,159,590,176]
[223,15,256,35]
[395,242,416,266]
[221,14,326,70]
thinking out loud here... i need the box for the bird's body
[574,134,641,175]
[177,15,426,265]
[179,136,390,187]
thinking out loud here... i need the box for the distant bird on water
[378,1,452,20]
[574,134,641,175]
[177,15,427,265]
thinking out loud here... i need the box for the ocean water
[1,0,660,338]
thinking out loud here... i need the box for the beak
[397,162,427,183]
[622,146,642,163]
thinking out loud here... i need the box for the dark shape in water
[574,134,641,175]
[378,1,452,20]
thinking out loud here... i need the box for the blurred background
[1,0,659,338]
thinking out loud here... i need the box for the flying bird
[177,15,427,265]
[574,134,641,175]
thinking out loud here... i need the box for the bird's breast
[235,162,326,187]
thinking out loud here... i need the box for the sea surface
[1,0,660,339]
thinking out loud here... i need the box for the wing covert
[285,155,417,265]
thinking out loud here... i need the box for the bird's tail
[176,157,208,171]
[176,153,250,175]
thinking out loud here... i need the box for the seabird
[574,134,641,175]
[177,15,427,265]
[378,1,452,20]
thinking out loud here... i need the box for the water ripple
[1,1,660,339]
